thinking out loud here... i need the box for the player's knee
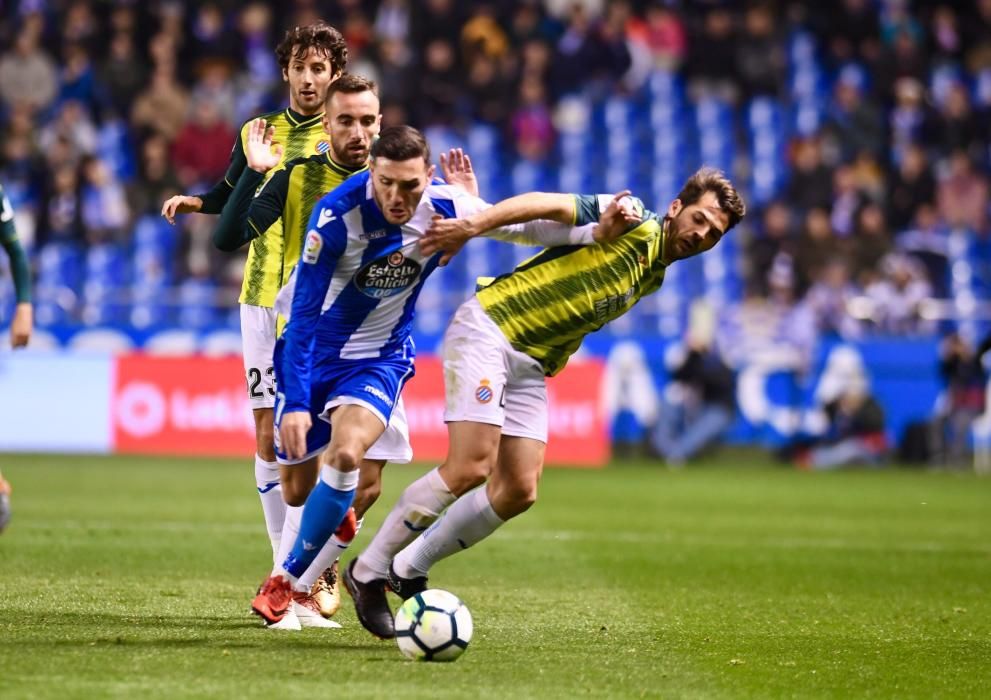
[327,443,363,472]
[491,476,539,517]
[439,457,491,496]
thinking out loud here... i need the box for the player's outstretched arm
[421,191,639,265]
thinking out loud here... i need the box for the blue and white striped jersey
[276,171,596,412]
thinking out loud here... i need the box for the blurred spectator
[887,143,936,232]
[38,101,98,162]
[58,42,99,110]
[830,165,866,237]
[685,7,738,103]
[889,78,935,161]
[864,252,933,335]
[823,67,884,162]
[37,167,83,246]
[376,39,416,113]
[189,3,240,67]
[876,27,928,102]
[936,81,984,159]
[897,203,949,296]
[797,346,886,470]
[0,29,58,112]
[79,156,129,244]
[928,4,964,63]
[415,39,460,126]
[640,3,687,72]
[735,3,785,100]
[461,4,510,64]
[747,201,794,293]
[794,207,837,291]
[818,0,880,65]
[100,32,150,118]
[171,98,237,188]
[650,322,736,466]
[128,134,182,218]
[786,137,834,212]
[937,150,989,231]
[805,257,863,340]
[511,77,555,160]
[466,55,514,125]
[932,332,989,464]
[374,0,411,44]
[131,65,191,142]
[850,202,892,284]
[413,0,463,46]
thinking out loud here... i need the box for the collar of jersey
[325,152,368,177]
[285,107,324,127]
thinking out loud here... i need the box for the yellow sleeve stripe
[570,195,578,226]
[248,219,262,238]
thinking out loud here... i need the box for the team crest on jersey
[475,379,493,404]
[303,230,323,264]
[354,250,422,298]
[315,140,331,154]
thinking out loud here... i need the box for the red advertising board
[111,354,609,466]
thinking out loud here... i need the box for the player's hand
[440,148,479,197]
[9,302,31,348]
[421,214,477,266]
[593,190,642,244]
[245,118,284,174]
[161,195,203,224]
[280,411,312,461]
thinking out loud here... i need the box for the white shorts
[275,396,413,466]
[240,304,277,410]
[442,297,548,443]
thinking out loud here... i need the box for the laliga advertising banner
[111,354,609,466]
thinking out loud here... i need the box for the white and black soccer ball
[394,589,473,662]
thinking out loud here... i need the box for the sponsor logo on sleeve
[303,230,323,264]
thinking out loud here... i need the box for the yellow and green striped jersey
[246,152,366,298]
[237,108,330,307]
[477,194,667,377]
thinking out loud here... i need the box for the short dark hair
[677,167,746,231]
[326,73,378,102]
[275,23,348,75]
[370,125,430,163]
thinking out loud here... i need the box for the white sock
[353,467,455,583]
[273,505,301,578]
[393,487,504,579]
[254,455,285,563]
[296,517,364,590]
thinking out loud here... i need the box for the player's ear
[666,198,683,219]
[425,163,436,181]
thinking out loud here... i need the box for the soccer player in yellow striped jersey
[348,169,745,615]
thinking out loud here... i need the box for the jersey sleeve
[573,193,649,230]
[0,188,31,303]
[211,167,266,252]
[278,198,349,413]
[247,166,290,239]
[194,126,248,214]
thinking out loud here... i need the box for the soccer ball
[394,589,473,662]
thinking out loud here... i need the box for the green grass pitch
[0,453,988,699]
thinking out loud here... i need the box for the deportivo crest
[475,379,493,404]
[315,140,331,154]
[303,230,323,264]
[353,250,422,298]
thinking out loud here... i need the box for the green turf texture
[0,454,988,699]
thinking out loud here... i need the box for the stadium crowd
[0,0,990,346]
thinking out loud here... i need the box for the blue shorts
[273,340,415,465]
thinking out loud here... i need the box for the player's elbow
[212,228,241,252]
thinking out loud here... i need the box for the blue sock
[282,466,358,579]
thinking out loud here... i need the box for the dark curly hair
[275,23,348,75]
[676,167,746,232]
